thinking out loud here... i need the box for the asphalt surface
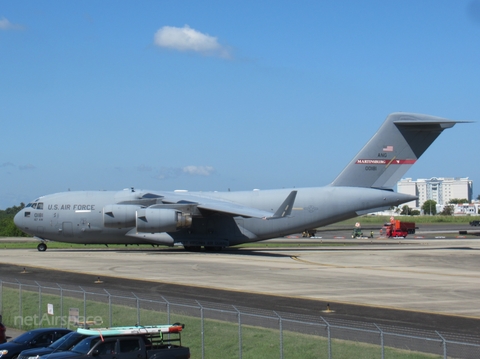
[1,261,479,337]
[1,231,480,337]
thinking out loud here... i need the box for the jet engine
[103,204,143,228]
[136,208,192,233]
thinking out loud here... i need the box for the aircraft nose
[14,210,23,228]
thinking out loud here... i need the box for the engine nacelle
[136,208,192,233]
[104,204,142,228]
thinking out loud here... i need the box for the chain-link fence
[1,279,479,359]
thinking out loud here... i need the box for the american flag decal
[383,145,393,152]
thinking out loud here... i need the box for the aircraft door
[62,222,73,237]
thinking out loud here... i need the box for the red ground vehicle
[383,219,416,238]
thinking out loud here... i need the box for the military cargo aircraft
[14,113,463,251]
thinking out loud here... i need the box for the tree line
[400,198,478,216]
[0,203,29,237]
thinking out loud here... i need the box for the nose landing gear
[37,242,47,251]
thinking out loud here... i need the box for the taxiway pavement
[1,238,480,316]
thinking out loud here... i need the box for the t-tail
[331,112,464,189]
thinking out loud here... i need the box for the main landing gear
[37,242,47,252]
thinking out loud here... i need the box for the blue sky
[1,1,479,209]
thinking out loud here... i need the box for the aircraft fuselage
[14,187,414,248]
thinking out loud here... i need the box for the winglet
[271,190,297,218]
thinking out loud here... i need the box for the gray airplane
[14,113,462,251]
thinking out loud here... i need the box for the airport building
[397,177,473,210]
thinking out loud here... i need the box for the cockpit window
[30,202,43,210]
[26,199,41,209]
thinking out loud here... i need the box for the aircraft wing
[196,200,275,218]
[159,190,297,219]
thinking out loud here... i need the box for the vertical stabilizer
[331,113,461,189]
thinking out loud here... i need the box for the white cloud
[0,17,24,30]
[19,164,36,170]
[137,164,152,172]
[151,165,216,180]
[154,25,230,58]
[155,167,182,180]
[1,162,15,168]
[183,166,215,176]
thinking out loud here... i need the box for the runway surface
[1,237,480,335]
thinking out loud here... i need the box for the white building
[397,177,473,209]
[454,203,480,215]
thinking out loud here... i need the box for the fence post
[160,296,170,324]
[104,289,112,327]
[35,281,42,326]
[436,331,447,359]
[0,280,3,316]
[274,311,284,359]
[196,301,205,359]
[79,286,87,328]
[374,324,384,359]
[57,284,64,327]
[320,317,331,359]
[132,293,140,325]
[233,306,243,359]
[16,279,23,329]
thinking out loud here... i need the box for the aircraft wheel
[37,243,47,252]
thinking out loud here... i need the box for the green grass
[0,287,444,359]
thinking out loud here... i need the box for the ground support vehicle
[351,228,363,238]
[382,220,416,238]
[302,229,317,237]
[41,324,189,359]
[0,328,71,359]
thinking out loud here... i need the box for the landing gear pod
[136,208,192,233]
